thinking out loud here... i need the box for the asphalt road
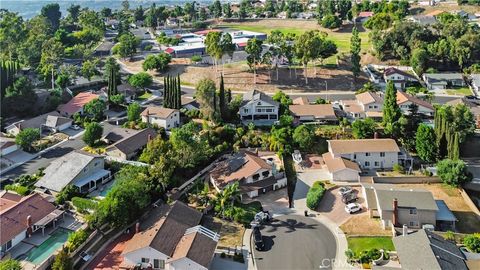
[253,215,337,270]
[0,122,116,183]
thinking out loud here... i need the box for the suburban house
[5,111,72,136]
[239,90,279,125]
[363,184,457,230]
[407,15,438,25]
[97,83,139,103]
[181,97,200,111]
[383,67,419,90]
[446,98,480,128]
[396,90,434,116]
[321,152,361,182]
[141,107,180,130]
[58,92,100,117]
[393,230,468,270]
[0,192,64,256]
[34,150,111,195]
[104,128,157,161]
[326,139,401,170]
[289,104,338,124]
[423,73,466,90]
[470,74,480,96]
[356,11,374,22]
[121,201,219,270]
[340,91,384,120]
[0,134,18,156]
[209,150,287,199]
[292,97,310,105]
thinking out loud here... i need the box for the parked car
[342,192,358,204]
[254,211,271,224]
[253,227,264,251]
[338,186,354,197]
[345,203,362,214]
[80,251,92,261]
[72,124,80,130]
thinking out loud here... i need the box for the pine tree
[219,74,226,120]
[382,81,401,135]
[350,26,361,80]
[213,88,217,115]
[452,132,460,160]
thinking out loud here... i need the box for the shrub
[191,55,202,63]
[56,185,81,204]
[4,184,30,196]
[144,44,153,51]
[306,181,326,210]
[393,164,404,174]
[72,197,98,211]
[67,229,89,252]
[464,233,480,253]
[437,159,472,187]
[0,259,21,270]
[233,252,245,263]
[220,252,226,258]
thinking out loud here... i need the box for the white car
[72,124,80,130]
[345,203,362,214]
[338,186,353,197]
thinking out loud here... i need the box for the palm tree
[215,182,240,218]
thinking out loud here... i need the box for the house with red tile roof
[396,90,434,116]
[57,92,100,117]
[383,67,419,90]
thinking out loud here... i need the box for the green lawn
[136,91,152,101]
[445,87,472,96]
[347,236,395,254]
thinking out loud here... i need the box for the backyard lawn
[445,87,472,96]
[347,236,395,254]
[136,91,152,101]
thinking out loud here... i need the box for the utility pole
[325,80,328,101]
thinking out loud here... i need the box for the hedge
[306,181,326,210]
[66,229,89,252]
[4,184,30,196]
[464,233,480,253]
[71,197,98,211]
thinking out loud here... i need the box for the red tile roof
[358,11,374,17]
[58,92,99,115]
[193,29,221,36]
[165,47,175,54]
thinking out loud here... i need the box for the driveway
[253,215,337,270]
[292,169,331,209]
[317,186,366,225]
[243,188,289,215]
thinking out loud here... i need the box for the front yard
[340,214,392,236]
[32,133,69,152]
[445,87,472,96]
[347,236,395,254]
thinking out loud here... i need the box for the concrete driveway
[317,186,366,225]
[243,188,290,215]
[292,169,331,209]
[253,215,337,270]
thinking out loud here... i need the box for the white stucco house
[384,67,419,90]
[0,135,18,156]
[322,152,361,182]
[239,90,279,126]
[121,201,218,270]
[340,92,384,120]
[470,74,480,97]
[396,90,434,116]
[209,150,287,199]
[423,73,465,90]
[141,106,180,130]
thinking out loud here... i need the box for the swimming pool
[99,184,114,197]
[24,229,71,265]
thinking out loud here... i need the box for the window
[380,152,385,157]
[409,221,419,227]
[2,240,12,251]
[266,108,273,112]
[257,108,262,112]
[409,208,417,215]
[252,174,260,180]
[153,259,165,269]
[365,152,370,156]
[257,102,262,105]
[365,161,370,167]
[141,258,150,263]
[353,154,357,159]
[374,161,379,166]
[243,109,249,113]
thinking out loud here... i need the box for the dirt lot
[202,216,245,249]
[396,183,480,234]
[340,214,392,236]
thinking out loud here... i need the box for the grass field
[347,236,395,254]
[445,87,472,96]
[136,91,152,101]
[217,22,371,53]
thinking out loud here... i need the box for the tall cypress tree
[177,74,182,109]
[350,26,361,80]
[452,132,460,160]
[219,74,226,120]
[226,89,232,103]
[382,81,401,135]
[164,75,169,108]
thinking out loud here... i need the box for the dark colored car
[342,192,358,204]
[253,227,264,251]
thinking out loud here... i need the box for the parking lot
[253,215,337,270]
[317,186,366,225]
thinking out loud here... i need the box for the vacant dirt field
[340,213,392,236]
[410,3,480,16]
[397,183,480,234]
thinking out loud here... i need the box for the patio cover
[435,200,457,222]
[74,169,111,188]
[34,209,65,227]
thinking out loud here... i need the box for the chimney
[392,198,398,228]
[148,134,152,141]
[26,215,32,237]
[135,222,140,233]
[402,224,408,236]
[374,132,379,139]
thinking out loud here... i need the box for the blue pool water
[24,229,71,265]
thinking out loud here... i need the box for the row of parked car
[338,186,362,214]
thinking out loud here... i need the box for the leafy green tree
[3,76,37,116]
[293,125,314,150]
[272,90,292,115]
[196,78,217,120]
[437,159,472,187]
[464,234,480,253]
[81,59,99,81]
[139,136,172,164]
[15,128,40,152]
[84,98,106,121]
[415,124,437,163]
[114,33,139,59]
[213,0,222,18]
[41,3,61,31]
[382,81,401,135]
[0,259,21,270]
[129,72,153,92]
[66,4,81,23]
[352,118,376,139]
[83,122,103,147]
[223,3,233,18]
[52,249,73,270]
[268,126,291,156]
[411,48,428,75]
[245,38,263,81]
[127,102,142,122]
[364,13,395,30]
[39,38,64,90]
[55,184,80,204]
[105,57,120,101]
[205,32,223,72]
[321,14,341,29]
[350,26,361,79]
[110,94,125,106]
[142,53,171,72]
[356,82,380,94]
